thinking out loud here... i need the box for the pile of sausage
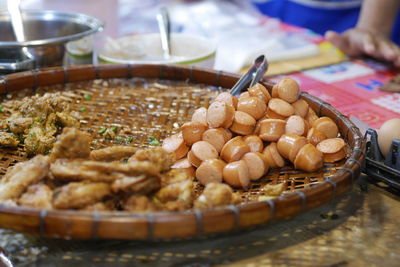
[162,78,347,189]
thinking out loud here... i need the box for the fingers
[362,33,377,55]
[364,35,400,67]
[325,30,355,56]
[376,40,400,66]
[326,28,400,67]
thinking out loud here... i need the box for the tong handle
[230,55,268,96]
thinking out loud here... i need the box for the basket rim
[0,64,365,240]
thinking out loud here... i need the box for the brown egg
[378,118,400,157]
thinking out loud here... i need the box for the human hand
[325,28,400,67]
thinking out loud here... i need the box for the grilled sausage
[277,134,308,162]
[196,159,226,185]
[292,99,309,118]
[162,133,189,160]
[202,128,231,153]
[187,141,218,167]
[220,136,251,163]
[313,117,339,139]
[258,119,286,142]
[215,92,238,109]
[222,160,250,188]
[181,121,208,146]
[230,111,256,135]
[294,144,323,172]
[191,107,208,124]
[242,152,269,180]
[248,83,271,104]
[285,115,308,136]
[267,98,295,119]
[243,135,264,153]
[206,100,235,128]
[316,138,346,162]
[275,77,300,103]
[262,142,285,168]
[237,96,267,120]
[171,158,196,178]
[306,127,327,146]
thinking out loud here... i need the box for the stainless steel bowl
[0,10,103,73]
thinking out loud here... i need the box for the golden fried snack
[111,174,161,194]
[90,146,138,162]
[160,168,192,186]
[0,155,49,201]
[129,147,175,172]
[194,182,235,209]
[0,132,20,147]
[49,127,91,162]
[83,202,113,211]
[89,160,160,176]
[258,182,288,201]
[49,159,116,182]
[56,112,80,128]
[123,195,156,212]
[7,117,33,134]
[18,184,53,209]
[53,182,111,209]
[155,180,193,211]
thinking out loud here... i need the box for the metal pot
[0,10,103,74]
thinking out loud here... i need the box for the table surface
[1,1,400,266]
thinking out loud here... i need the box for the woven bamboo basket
[0,64,365,240]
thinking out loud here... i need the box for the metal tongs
[157,7,171,59]
[6,0,35,71]
[230,55,268,96]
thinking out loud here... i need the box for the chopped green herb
[83,94,92,101]
[0,104,4,112]
[98,127,107,135]
[125,136,133,144]
[79,107,87,112]
[116,136,124,143]
[34,117,43,123]
[148,136,160,146]
[110,126,118,133]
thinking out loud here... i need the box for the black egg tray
[363,129,400,189]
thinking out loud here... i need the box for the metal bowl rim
[0,9,104,47]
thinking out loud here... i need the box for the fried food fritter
[111,174,161,194]
[18,184,53,209]
[129,147,175,172]
[260,182,287,197]
[24,123,57,155]
[0,93,80,154]
[123,195,156,212]
[155,180,193,211]
[81,160,160,177]
[0,155,49,201]
[83,202,114,211]
[7,117,33,134]
[194,183,235,210]
[53,182,111,209]
[50,159,116,182]
[0,132,20,147]
[160,169,192,187]
[56,112,80,128]
[49,127,91,162]
[90,146,138,162]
